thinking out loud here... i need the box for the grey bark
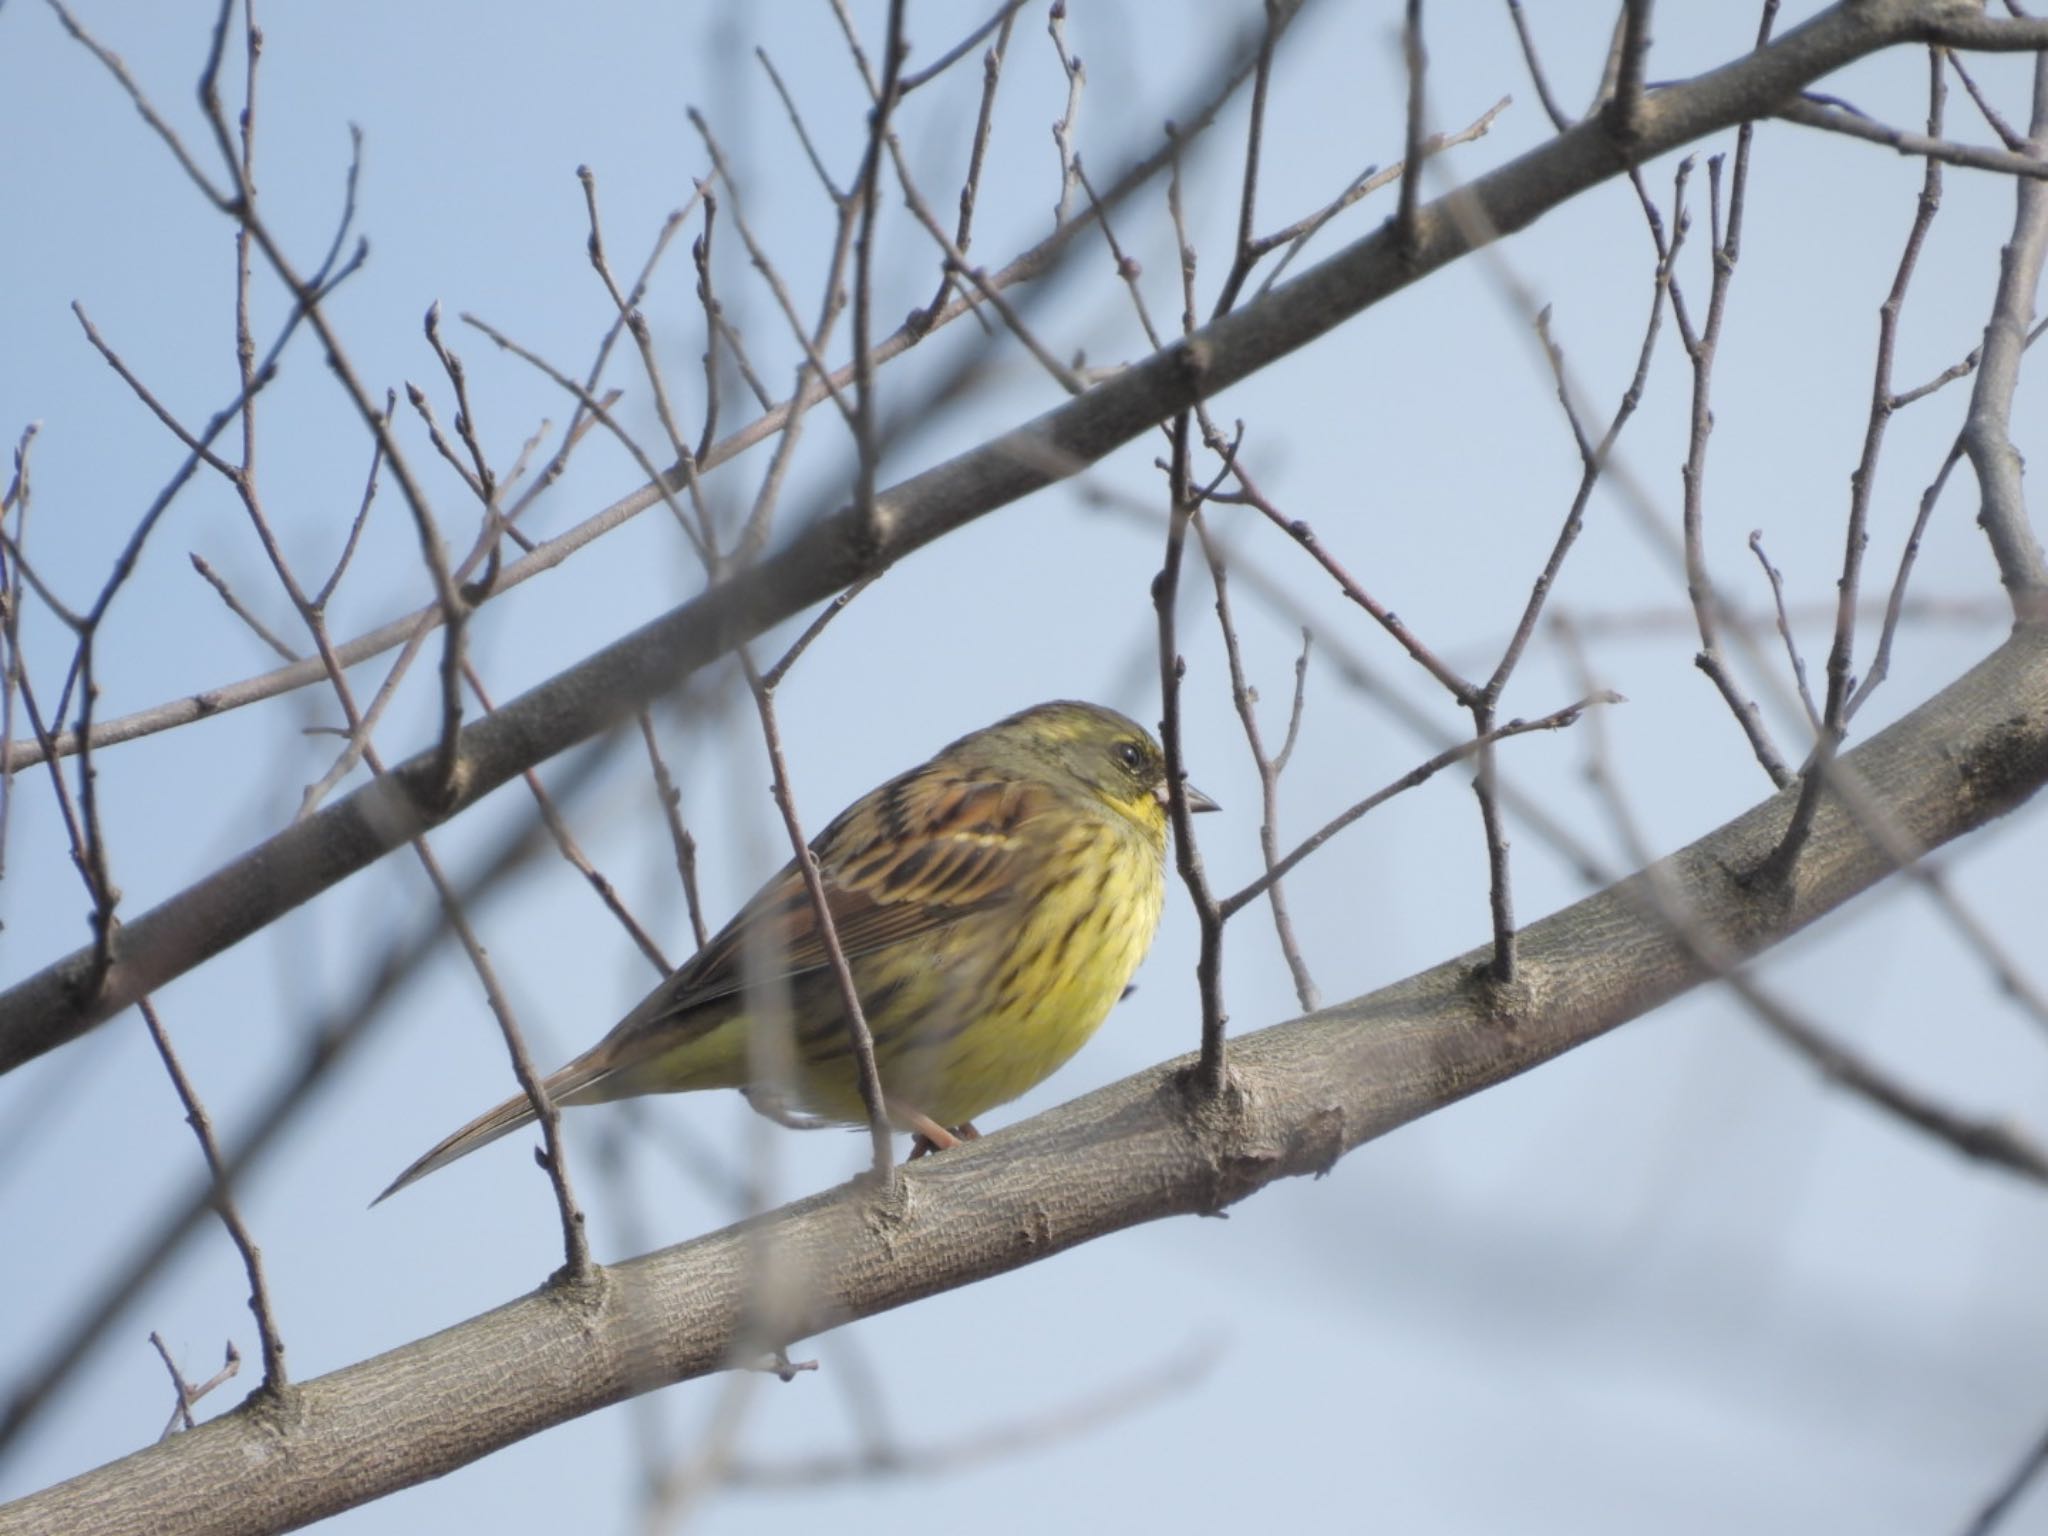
[3,0,2035,1077]
[8,625,2045,1536]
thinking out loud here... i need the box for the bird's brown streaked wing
[602,769,1052,1036]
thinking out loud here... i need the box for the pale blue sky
[3,3,2045,1532]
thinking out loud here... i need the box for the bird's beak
[1158,780,1220,814]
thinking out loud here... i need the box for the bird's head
[977,700,1219,835]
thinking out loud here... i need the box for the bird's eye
[1115,740,1145,770]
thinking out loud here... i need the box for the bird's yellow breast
[792,810,1166,1128]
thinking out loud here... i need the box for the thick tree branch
[0,0,2034,1077]
[10,625,2048,1536]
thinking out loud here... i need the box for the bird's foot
[907,1120,980,1159]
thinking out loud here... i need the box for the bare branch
[5,14,1311,773]
[1777,93,2048,178]
[137,998,288,1391]
[147,1336,240,1443]
[1221,694,1619,920]
[1504,0,1573,132]
[13,0,2038,1078]
[1196,523,1320,1011]
[1748,531,1822,731]
[1960,51,2048,616]
[1395,0,1428,253]
[189,554,300,664]
[22,622,2047,1530]
[743,661,894,1175]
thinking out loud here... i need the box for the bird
[374,700,1217,1202]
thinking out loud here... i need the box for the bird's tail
[371,1053,616,1206]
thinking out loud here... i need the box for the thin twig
[0,425,36,877]
[1777,94,2048,180]
[1780,45,1995,873]
[1046,0,1086,225]
[743,659,894,1175]
[189,554,301,663]
[314,393,390,609]
[638,709,711,952]
[761,580,875,691]
[137,997,288,1391]
[1960,50,2048,618]
[1395,0,1428,254]
[14,24,1274,772]
[466,666,669,974]
[1159,160,1230,1095]
[752,51,844,202]
[1752,998,2048,1183]
[1195,521,1319,1011]
[912,4,1018,328]
[1849,441,1966,720]
[1504,0,1573,132]
[0,754,602,1457]
[1252,96,1506,300]
[1208,0,1285,319]
[578,170,701,498]
[723,1339,1216,1487]
[1559,620,2048,1188]
[1210,471,1475,703]
[690,112,860,436]
[1489,284,1665,701]
[148,1335,240,1442]
[1672,145,1793,788]
[1947,50,2027,152]
[898,0,1029,93]
[1221,694,1620,919]
[1748,531,1822,730]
